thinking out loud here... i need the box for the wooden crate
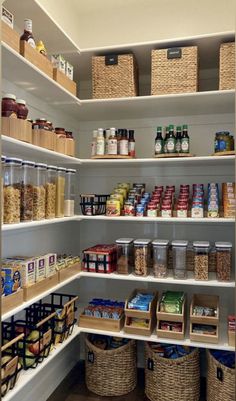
[190,294,219,325]
[23,274,58,301]
[228,330,235,347]
[124,315,155,336]
[156,296,186,323]
[32,128,55,150]
[20,40,53,79]
[190,322,219,344]
[53,68,77,96]
[58,262,81,282]
[2,289,24,315]
[79,313,125,332]
[156,320,185,340]
[2,117,32,143]
[2,21,20,53]
[125,289,158,319]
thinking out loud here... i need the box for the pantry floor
[47,362,206,401]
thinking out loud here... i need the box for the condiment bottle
[119,129,129,156]
[181,124,190,153]
[175,126,182,153]
[20,19,36,48]
[167,124,176,153]
[2,94,18,118]
[128,130,135,158]
[164,126,169,153]
[91,130,97,157]
[16,99,28,120]
[105,129,110,154]
[64,169,76,217]
[108,127,117,155]
[56,167,66,217]
[96,128,105,155]
[117,129,123,154]
[155,126,163,155]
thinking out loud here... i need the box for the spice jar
[172,240,188,279]
[33,163,47,220]
[215,242,232,281]
[56,167,66,217]
[55,128,66,154]
[46,165,57,219]
[1,156,6,222]
[193,241,210,281]
[133,239,151,276]
[21,160,35,222]
[116,238,134,274]
[152,239,169,278]
[2,94,18,118]
[65,131,75,156]
[64,168,76,217]
[16,99,28,119]
[4,157,22,224]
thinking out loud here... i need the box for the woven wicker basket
[151,46,198,95]
[207,350,235,401]
[145,343,200,401]
[92,54,138,99]
[219,42,235,90]
[85,336,137,396]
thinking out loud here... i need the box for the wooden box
[157,320,185,340]
[190,294,219,325]
[2,21,20,53]
[2,117,32,143]
[58,262,81,282]
[124,315,155,336]
[53,68,77,96]
[32,128,55,151]
[2,289,24,315]
[156,295,186,340]
[20,40,53,79]
[125,289,158,319]
[228,330,235,347]
[23,274,58,301]
[79,313,125,332]
[190,322,219,344]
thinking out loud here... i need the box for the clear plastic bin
[193,241,210,281]
[152,239,169,278]
[116,238,134,274]
[33,163,47,220]
[4,157,22,224]
[64,169,76,217]
[133,239,151,276]
[21,160,35,222]
[215,242,232,281]
[171,240,188,279]
[56,167,66,218]
[46,165,57,219]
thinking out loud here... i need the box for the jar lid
[66,168,76,173]
[22,160,35,167]
[35,163,47,169]
[116,238,134,244]
[171,240,188,247]
[3,94,16,100]
[16,99,26,105]
[5,157,22,165]
[47,165,57,170]
[193,241,210,248]
[152,239,169,246]
[1,155,6,162]
[55,127,65,131]
[133,239,151,245]
[57,167,67,172]
[215,242,232,248]
[37,118,47,121]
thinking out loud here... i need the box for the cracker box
[34,255,46,282]
[1,264,21,295]
[5,257,36,287]
[51,54,66,74]
[45,253,57,277]
[65,61,74,80]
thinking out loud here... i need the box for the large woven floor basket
[151,46,198,95]
[219,42,235,90]
[92,54,138,99]
[207,350,235,401]
[85,336,137,396]
[145,343,200,401]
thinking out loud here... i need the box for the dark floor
[48,362,206,401]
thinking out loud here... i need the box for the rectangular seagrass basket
[92,53,138,99]
[219,42,235,90]
[151,46,198,95]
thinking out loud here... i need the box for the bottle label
[218,140,226,152]
[28,37,36,48]
[108,139,117,155]
[96,139,105,155]
[129,141,135,157]
[155,140,162,154]
[181,139,189,152]
[119,140,128,155]
[176,140,181,152]
[167,139,175,152]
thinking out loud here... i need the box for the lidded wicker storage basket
[145,343,200,401]
[92,54,138,99]
[207,350,235,401]
[219,42,235,90]
[85,336,137,396]
[151,46,198,95]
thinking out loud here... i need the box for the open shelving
[2,216,82,232]
[78,215,235,224]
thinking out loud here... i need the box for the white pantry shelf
[1,135,81,165]
[79,215,235,224]
[2,216,82,232]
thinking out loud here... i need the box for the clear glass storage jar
[172,240,188,279]
[215,242,232,281]
[64,168,76,217]
[56,167,66,217]
[133,239,151,276]
[152,239,169,278]
[46,165,57,219]
[21,160,35,222]
[4,157,22,224]
[116,238,134,274]
[33,163,47,220]
[1,155,6,222]
[193,241,210,281]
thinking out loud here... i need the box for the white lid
[66,168,76,173]
[5,157,22,164]
[57,167,66,172]
[116,238,134,244]
[171,240,188,247]
[1,155,6,162]
[22,160,35,167]
[152,239,169,246]
[35,163,47,169]
[4,94,16,100]
[134,239,151,245]
[16,99,26,105]
[215,242,232,248]
[193,241,210,248]
[47,165,57,170]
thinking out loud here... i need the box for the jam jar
[16,99,28,119]
[33,118,48,130]
[2,94,18,118]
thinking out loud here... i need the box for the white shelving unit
[2,216,81,232]
[79,215,235,224]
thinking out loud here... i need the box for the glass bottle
[21,160,35,222]
[164,126,169,153]
[155,126,163,155]
[33,163,47,220]
[96,128,105,155]
[167,124,176,153]
[46,165,57,219]
[175,126,182,153]
[117,129,123,155]
[91,130,97,157]
[119,129,129,156]
[181,125,190,153]
[20,19,36,48]
[64,168,76,217]
[108,127,117,155]
[128,130,135,157]
[56,167,66,217]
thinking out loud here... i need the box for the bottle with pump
[181,124,190,153]
[175,126,182,153]
[167,124,176,153]
[20,19,36,48]
[128,130,135,158]
[108,127,118,155]
[155,126,163,155]
[96,128,105,156]
[119,129,129,156]
[91,130,97,157]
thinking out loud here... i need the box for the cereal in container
[215,242,232,281]
[193,241,210,281]
[171,240,188,279]
[21,160,35,222]
[4,157,22,224]
[56,167,66,217]
[46,165,57,219]
[64,169,76,217]
[133,239,151,276]
[152,239,169,278]
[33,163,47,220]
[116,238,134,274]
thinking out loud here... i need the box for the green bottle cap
[157,126,162,131]
[176,126,181,130]
[169,125,174,130]
[183,124,188,129]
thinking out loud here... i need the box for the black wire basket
[80,194,110,215]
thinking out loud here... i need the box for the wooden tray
[58,262,81,282]
[2,117,32,143]
[228,330,235,347]
[213,151,235,156]
[79,313,125,332]
[190,322,219,344]
[2,21,20,53]
[124,315,155,336]
[156,296,186,323]
[154,153,194,158]
[53,68,77,96]
[156,320,185,340]
[190,294,219,325]
[20,40,53,79]
[23,274,58,301]
[91,155,134,159]
[2,290,24,315]
[125,289,158,319]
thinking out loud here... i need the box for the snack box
[4,256,36,287]
[125,289,158,319]
[51,54,66,73]
[44,253,57,277]
[106,199,121,216]
[83,244,117,273]
[65,61,73,80]
[34,255,46,282]
[1,264,21,295]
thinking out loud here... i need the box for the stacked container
[171,240,188,279]
[21,160,35,222]
[116,238,134,274]
[33,163,47,220]
[64,168,76,217]
[3,158,22,224]
[152,239,169,278]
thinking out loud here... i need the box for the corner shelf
[2,216,82,232]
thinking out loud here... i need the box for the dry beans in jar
[215,242,232,281]
[46,165,57,219]
[133,239,151,276]
[193,241,210,281]
[33,163,47,220]
[21,160,35,222]
[4,157,22,224]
